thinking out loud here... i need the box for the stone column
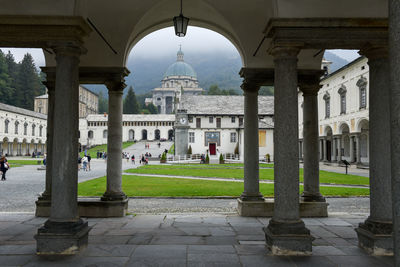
[35,45,89,255]
[337,137,342,162]
[36,79,55,205]
[355,134,361,164]
[101,81,127,201]
[349,136,355,163]
[332,138,337,162]
[389,1,400,263]
[240,83,263,201]
[299,74,325,202]
[356,47,393,255]
[264,47,312,254]
[323,138,328,161]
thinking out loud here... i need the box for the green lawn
[137,163,274,169]
[8,159,43,167]
[80,141,135,157]
[125,165,369,186]
[78,175,369,197]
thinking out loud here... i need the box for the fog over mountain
[85,50,349,97]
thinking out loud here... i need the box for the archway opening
[142,129,148,140]
[154,129,160,140]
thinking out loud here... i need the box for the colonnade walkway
[0,212,392,266]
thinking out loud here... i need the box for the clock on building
[179,117,187,124]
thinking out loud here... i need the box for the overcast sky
[1,26,360,67]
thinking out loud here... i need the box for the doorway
[209,143,216,155]
[326,140,332,161]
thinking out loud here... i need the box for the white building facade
[0,103,47,156]
[299,56,369,166]
[182,95,274,160]
[79,114,175,148]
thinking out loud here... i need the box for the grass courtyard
[125,164,369,186]
[79,141,135,157]
[78,163,369,197]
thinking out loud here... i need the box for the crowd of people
[78,154,91,171]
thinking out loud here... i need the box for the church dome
[163,48,197,79]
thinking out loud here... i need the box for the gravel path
[127,197,370,215]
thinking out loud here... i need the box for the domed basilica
[147,47,203,114]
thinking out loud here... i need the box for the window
[196,118,201,128]
[24,123,27,135]
[239,117,243,127]
[323,93,330,118]
[231,117,236,123]
[216,118,221,128]
[32,124,36,136]
[338,85,347,114]
[189,132,195,143]
[39,126,43,137]
[209,117,213,123]
[4,120,8,134]
[357,77,368,109]
[103,130,108,138]
[88,131,94,139]
[230,132,236,143]
[14,121,19,134]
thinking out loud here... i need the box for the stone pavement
[0,212,393,266]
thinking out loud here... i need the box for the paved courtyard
[0,213,394,266]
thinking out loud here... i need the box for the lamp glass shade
[173,14,189,37]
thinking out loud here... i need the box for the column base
[78,197,128,217]
[101,191,127,201]
[35,199,51,217]
[301,192,326,202]
[237,199,328,217]
[264,219,313,255]
[239,192,264,202]
[355,219,393,256]
[35,198,128,218]
[35,219,90,255]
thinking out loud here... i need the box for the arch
[338,122,350,135]
[88,130,94,139]
[324,125,333,136]
[154,129,160,140]
[128,129,135,140]
[142,129,148,140]
[168,129,174,141]
[103,130,108,139]
[356,118,369,132]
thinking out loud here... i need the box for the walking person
[82,155,88,171]
[131,154,135,164]
[0,156,10,181]
[87,154,92,171]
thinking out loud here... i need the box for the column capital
[359,45,388,60]
[240,82,260,93]
[298,70,324,96]
[239,67,274,88]
[52,44,85,58]
[106,81,126,93]
[269,46,300,59]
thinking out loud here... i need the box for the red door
[209,143,216,155]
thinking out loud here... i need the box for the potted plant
[205,154,210,164]
[234,143,239,155]
[188,145,192,155]
[219,153,225,164]
[160,152,167,163]
[266,153,271,163]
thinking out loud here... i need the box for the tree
[98,91,108,113]
[14,53,43,110]
[0,51,13,105]
[123,86,140,114]
[259,86,274,96]
[146,103,158,114]
[207,84,222,95]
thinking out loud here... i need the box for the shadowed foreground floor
[0,212,393,266]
